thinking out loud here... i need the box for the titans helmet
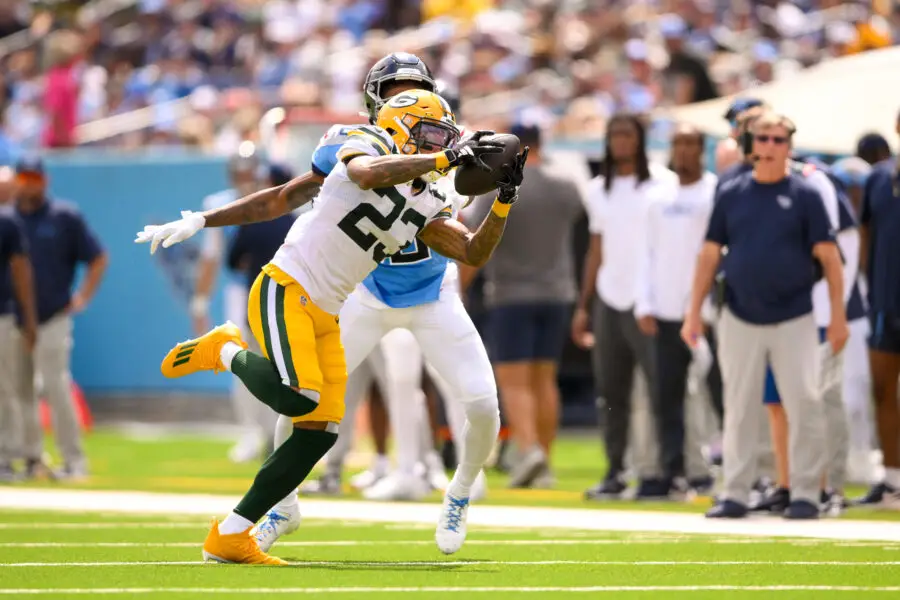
[363,52,436,124]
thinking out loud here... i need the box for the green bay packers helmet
[376,90,460,155]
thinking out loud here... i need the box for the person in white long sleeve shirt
[635,125,720,492]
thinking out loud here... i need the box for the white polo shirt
[634,171,718,322]
[586,163,679,311]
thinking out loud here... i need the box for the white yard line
[1,488,899,542]
[0,540,897,548]
[2,586,900,594]
[1,560,898,568]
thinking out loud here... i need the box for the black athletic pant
[653,320,692,480]
[591,299,656,478]
[653,319,725,481]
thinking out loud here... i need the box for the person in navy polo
[855,109,900,508]
[13,156,107,480]
[0,205,37,481]
[682,112,848,519]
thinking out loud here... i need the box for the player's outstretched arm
[418,210,507,268]
[346,154,444,190]
[135,171,324,254]
[203,171,324,227]
[345,131,503,190]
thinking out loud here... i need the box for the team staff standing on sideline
[684,113,848,520]
[573,113,679,500]
[0,205,37,481]
[12,156,108,480]
[634,124,720,494]
[855,109,900,508]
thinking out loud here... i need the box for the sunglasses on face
[754,134,788,145]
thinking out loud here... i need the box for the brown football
[453,133,520,197]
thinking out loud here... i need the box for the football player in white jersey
[136,89,528,564]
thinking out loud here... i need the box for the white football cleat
[363,472,431,501]
[252,507,301,553]
[435,489,469,555]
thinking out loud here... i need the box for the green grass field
[2,428,900,598]
[0,509,899,598]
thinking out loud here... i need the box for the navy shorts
[764,327,826,405]
[869,312,900,354]
[487,303,570,364]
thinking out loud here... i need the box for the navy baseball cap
[723,98,764,122]
[15,155,45,176]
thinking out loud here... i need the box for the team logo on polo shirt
[777,195,792,209]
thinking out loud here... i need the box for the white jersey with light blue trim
[310,123,469,309]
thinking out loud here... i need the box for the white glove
[134,211,206,254]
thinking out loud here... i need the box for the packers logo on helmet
[377,90,460,157]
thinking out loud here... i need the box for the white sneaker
[252,507,301,552]
[435,488,470,555]
[363,472,430,501]
[228,431,264,464]
[423,451,450,491]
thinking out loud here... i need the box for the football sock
[229,350,319,417]
[219,512,254,535]
[234,427,338,524]
[272,415,300,512]
[453,396,501,492]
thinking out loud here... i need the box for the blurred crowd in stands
[0,0,899,156]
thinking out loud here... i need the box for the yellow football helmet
[376,89,461,157]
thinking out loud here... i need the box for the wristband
[491,199,511,218]
[435,152,451,171]
[190,295,210,317]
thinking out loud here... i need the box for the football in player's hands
[453,133,521,197]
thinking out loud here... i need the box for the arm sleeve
[633,201,658,318]
[71,212,103,263]
[586,178,605,234]
[705,191,728,245]
[0,216,27,260]
[808,170,840,231]
[803,185,837,246]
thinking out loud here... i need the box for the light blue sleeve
[311,124,352,177]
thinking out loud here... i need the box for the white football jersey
[270,126,454,315]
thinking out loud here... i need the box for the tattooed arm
[418,210,507,268]
[202,171,324,227]
[345,154,440,190]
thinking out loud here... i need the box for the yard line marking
[1,560,898,568]
[1,540,898,549]
[0,523,208,530]
[2,586,900,594]
[3,488,900,542]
